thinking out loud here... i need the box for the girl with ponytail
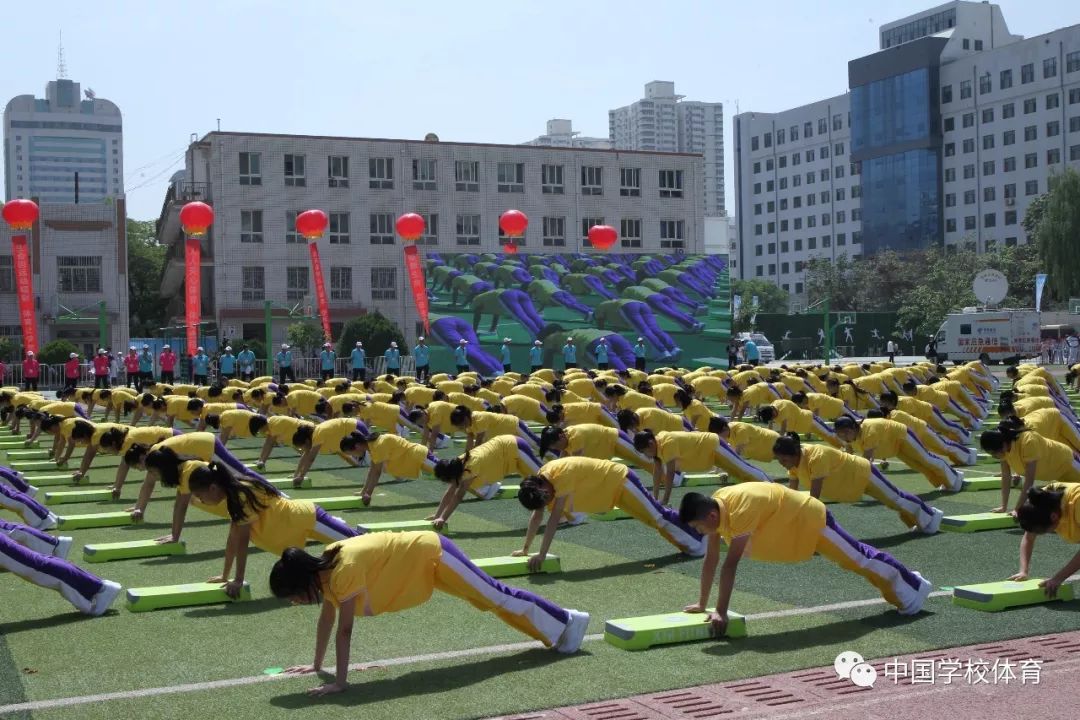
[757,399,843,448]
[673,388,713,431]
[981,417,1080,513]
[1011,485,1080,599]
[428,435,542,527]
[339,431,437,507]
[634,427,770,504]
[832,415,964,492]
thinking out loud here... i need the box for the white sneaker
[89,580,123,616]
[479,482,502,501]
[24,483,39,498]
[36,512,59,531]
[948,470,964,493]
[684,538,706,557]
[672,471,685,488]
[966,448,979,466]
[54,535,73,560]
[435,434,451,449]
[899,571,933,616]
[555,609,591,653]
[567,512,589,526]
[919,507,944,534]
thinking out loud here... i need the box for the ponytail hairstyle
[433,456,467,484]
[98,427,128,453]
[637,381,654,396]
[978,423,1025,455]
[189,461,266,523]
[998,416,1029,436]
[79,390,94,403]
[339,402,359,417]
[249,388,266,402]
[544,404,566,425]
[463,384,480,396]
[40,415,63,433]
[866,408,887,419]
[901,380,918,394]
[70,419,96,442]
[631,429,657,454]
[339,431,376,454]
[389,390,405,405]
[772,432,803,460]
[144,447,182,487]
[707,415,730,435]
[1016,486,1066,534]
[846,380,869,396]
[725,386,743,400]
[248,415,268,437]
[152,398,167,411]
[335,381,353,395]
[998,397,1017,417]
[544,388,564,404]
[122,400,137,416]
[673,388,692,409]
[488,403,506,414]
[207,386,224,399]
[616,408,640,433]
[269,545,343,604]
[123,443,151,468]
[538,425,568,458]
[432,390,447,401]
[205,414,222,430]
[449,405,472,428]
[98,390,113,401]
[879,391,899,409]
[407,407,427,424]
[756,405,778,424]
[999,389,1018,402]
[314,399,330,416]
[518,474,550,510]
[186,398,204,413]
[270,393,287,407]
[137,393,155,408]
[291,425,315,449]
[833,415,860,435]
[790,392,808,407]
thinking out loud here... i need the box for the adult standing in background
[64,352,80,392]
[93,349,111,389]
[138,344,155,387]
[276,343,295,384]
[192,347,211,385]
[595,337,609,371]
[350,341,366,382]
[319,343,336,382]
[159,344,178,384]
[124,347,141,392]
[218,346,237,382]
[500,338,513,373]
[1066,333,1080,366]
[22,351,40,391]
[529,340,543,373]
[385,341,401,375]
[454,339,469,374]
[109,350,121,387]
[634,337,648,372]
[726,339,739,370]
[925,337,938,363]
[743,337,760,367]
[886,338,897,364]
[237,344,256,382]
[414,336,430,382]
[562,337,577,370]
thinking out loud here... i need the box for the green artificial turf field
[2,392,1078,720]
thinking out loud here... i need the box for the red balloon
[588,224,618,250]
[503,242,519,255]
[179,201,214,237]
[499,209,528,237]
[396,213,426,241]
[296,209,329,239]
[2,199,39,230]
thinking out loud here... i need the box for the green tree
[804,255,859,311]
[0,337,18,362]
[38,339,80,365]
[127,219,169,336]
[285,322,324,355]
[336,312,407,359]
[731,279,788,332]
[1021,192,1049,241]
[1033,167,1080,300]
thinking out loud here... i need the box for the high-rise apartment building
[524,119,611,149]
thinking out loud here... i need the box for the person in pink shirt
[123,346,141,392]
[159,345,177,384]
[64,352,81,391]
[0,359,6,383]
[92,348,110,389]
[22,351,40,392]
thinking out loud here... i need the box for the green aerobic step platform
[127,581,252,612]
[494,484,520,499]
[940,513,1017,533]
[309,496,363,511]
[604,610,747,650]
[84,539,186,563]
[357,520,442,534]
[683,472,726,487]
[8,459,62,470]
[57,512,133,530]
[22,473,81,485]
[265,477,313,490]
[472,555,561,579]
[0,439,37,448]
[43,488,114,505]
[3,448,49,459]
[592,507,631,521]
[962,477,1001,491]
[952,579,1074,612]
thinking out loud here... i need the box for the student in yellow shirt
[62,420,127,482]
[498,394,548,425]
[980,418,1080,514]
[189,462,359,599]
[616,407,693,435]
[97,425,178,497]
[999,406,1080,453]
[449,406,540,453]
[93,388,138,423]
[204,408,262,445]
[249,414,314,469]
[290,418,368,487]
[268,532,589,696]
[194,402,248,431]
[674,388,714,431]
[632,429,770,504]
[868,408,976,467]
[270,388,323,418]
[826,377,879,413]
[678,484,932,634]
[405,401,456,451]
[707,416,780,465]
[1012,485,1080,599]
[773,433,943,533]
[339,432,438,506]
[794,391,859,422]
[537,424,654,472]
[429,435,541,526]
[163,396,204,428]
[833,416,963,492]
[725,382,779,420]
[756,399,843,448]
[356,400,420,437]
[517,456,704,567]
[882,390,970,444]
[904,380,976,430]
[545,401,620,429]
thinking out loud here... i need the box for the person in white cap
[63,352,81,392]
[350,341,366,382]
[124,346,141,391]
[633,337,648,372]
[454,338,469,374]
[92,348,111,389]
[414,336,431,383]
[191,346,211,385]
[500,338,513,374]
[159,344,178,384]
[595,337,610,371]
[384,341,401,374]
[218,345,237,381]
[562,337,577,370]
[138,344,155,386]
[529,340,544,373]
[320,342,337,382]
[275,344,295,384]
[237,344,257,382]
[22,350,40,392]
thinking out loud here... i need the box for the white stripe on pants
[714,438,771,483]
[900,431,961,489]
[0,539,96,614]
[0,523,60,556]
[867,467,936,530]
[615,434,656,470]
[818,524,920,610]
[617,477,703,554]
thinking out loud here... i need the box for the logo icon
[835,650,877,688]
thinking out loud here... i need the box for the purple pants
[515,437,542,467]
[624,469,704,543]
[824,511,923,594]
[0,481,54,528]
[551,291,593,319]
[584,276,617,300]
[0,517,62,556]
[497,290,546,337]
[212,438,277,493]
[619,302,678,355]
[313,506,361,540]
[517,421,540,447]
[0,526,106,614]
[644,294,701,331]
[0,466,34,495]
[75,404,90,419]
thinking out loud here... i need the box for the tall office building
[4,78,124,203]
[524,119,611,149]
[735,1,1080,298]
[610,81,726,216]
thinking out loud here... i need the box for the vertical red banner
[403,245,430,333]
[308,241,333,342]
[184,237,201,356]
[11,234,38,353]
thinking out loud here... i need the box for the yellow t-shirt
[1021,409,1078,450]
[565,424,619,458]
[728,422,779,462]
[286,389,323,416]
[267,415,313,444]
[469,411,519,438]
[635,407,687,434]
[423,401,456,433]
[312,418,363,454]
[712,483,826,563]
[106,389,138,409]
[793,444,870,502]
[119,426,177,455]
[501,395,546,424]
[852,375,886,395]
[682,399,713,431]
[219,409,258,438]
[328,394,367,415]
[165,396,201,422]
[655,431,718,472]
[239,490,318,556]
[1004,431,1079,482]
[560,402,610,426]
[565,378,598,400]
[509,383,547,403]
[463,435,527,488]
[1013,396,1058,416]
[1054,484,1080,544]
[651,383,682,407]
[853,418,909,458]
[174,460,229,521]
[741,383,777,408]
[771,399,813,434]
[896,396,936,423]
[403,386,439,407]
[805,393,847,420]
[435,380,465,395]
[730,370,763,389]
[617,390,659,411]
[151,431,216,461]
[38,402,80,418]
[356,402,402,431]
[368,434,429,478]
[200,402,240,420]
[690,376,726,399]
[81,422,125,448]
[541,456,627,513]
[324,532,442,615]
[447,393,487,412]
[58,417,80,440]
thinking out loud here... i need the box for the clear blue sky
[2,0,1074,220]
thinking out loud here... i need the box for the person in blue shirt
[454,339,469,374]
[742,338,760,367]
[218,346,237,381]
[633,337,648,372]
[595,337,610,370]
[192,347,211,385]
[529,340,544,373]
[138,344,155,386]
[320,343,337,382]
[500,338,513,373]
[276,343,295,384]
[414,336,431,382]
[384,342,401,374]
[562,338,577,369]
[350,341,366,382]
[237,345,256,382]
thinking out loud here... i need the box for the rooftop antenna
[57,30,67,79]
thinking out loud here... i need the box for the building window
[983,134,995,150]
[241,267,264,301]
[944,117,955,132]
[754,245,763,257]
[1072,145,1080,162]
[792,153,801,166]
[368,157,394,189]
[371,267,397,300]
[1025,153,1038,169]
[284,154,305,187]
[808,237,817,250]
[984,187,996,202]
[1003,130,1015,146]
[962,38,970,50]
[984,213,996,228]
[581,217,604,247]
[1072,117,1080,132]
[768,264,776,276]
[963,139,974,154]
[763,132,772,148]
[620,218,642,248]
[1004,183,1016,199]
[777,129,786,145]
[1021,63,1034,84]
[541,164,564,194]
[328,155,349,187]
[1071,88,1080,104]
[456,214,481,246]
[779,156,787,168]
[836,210,846,223]
[781,262,790,274]
[239,152,261,185]
[832,113,843,131]
[852,184,861,198]
[820,146,830,159]
[983,160,995,176]
[659,220,685,249]
[751,136,759,151]
[822,235,831,248]
[329,212,350,244]
[1026,180,1039,196]
[964,190,976,205]
[1048,120,1061,137]
[541,216,566,247]
[1025,125,1037,141]
[1004,157,1016,172]
[945,168,956,182]
[779,178,788,190]
[498,226,526,248]
[756,266,763,277]
[942,84,953,103]
[804,121,813,137]
[497,162,524,193]
[1048,93,1061,110]
[330,266,352,300]
[1002,102,1015,119]
[1045,57,1058,79]
[979,74,992,95]
[754,224,762,236]
[1024,98,1036,114]
[982,108,994,124]
[794,218,802,229]
[818,118,827,134]
[1004,210,1017,226]
[1048,148,1061,165]
[286,266,309,302]
[790,125,799,140]
[0,256,11,292]
[240,210,263,243]
[581,166,603,195]
[418,213,438,245]
[963,164,975,180]
[945,193,956,207]
[285,210,302,244]
[659,169,684,198]
[1000,68,1013,89]
[945,143,956,157]
[946,218,957,232]
[455,160,479,191]
[960,80,972,99]
[963,113,974,128]
[1066,50,1080,73]
[412,159,437,191]
[965,216,976,231]
[57,256,101,293]
[369,213,393,245]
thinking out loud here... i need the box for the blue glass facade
[851,68,934,153]
[861,150,941,254]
